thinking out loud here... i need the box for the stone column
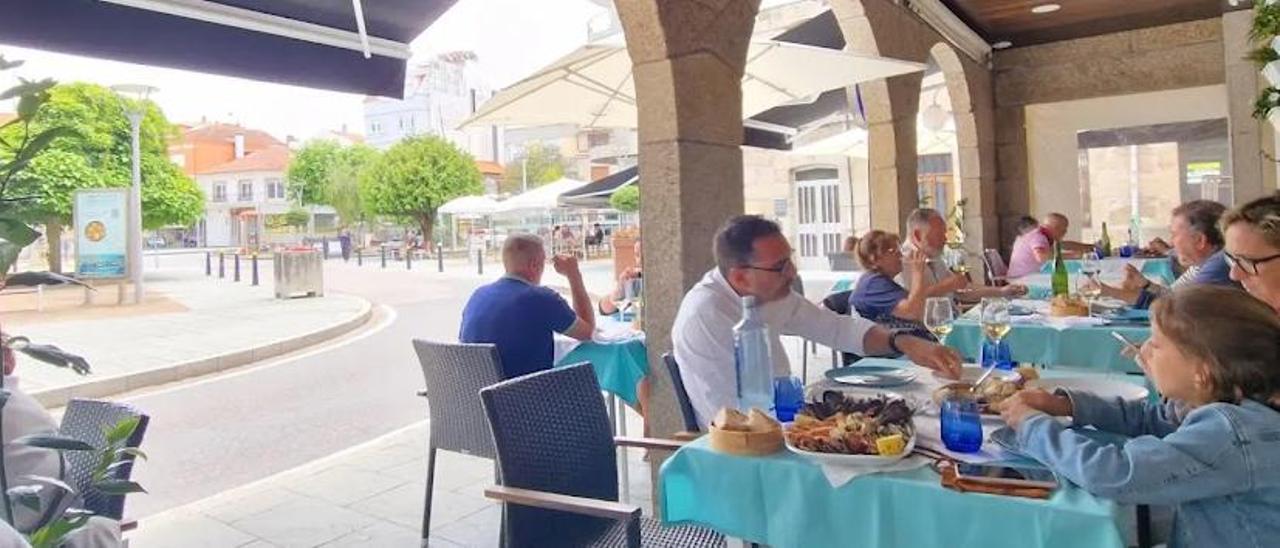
[616,0,760,503]
[1223,10,1278,201]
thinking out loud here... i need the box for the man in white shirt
[672,216,963,427]
[897,208,1026,301]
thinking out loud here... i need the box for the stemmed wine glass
[924,297,956,342]
[1077,273,1103,318]
[980,297,1011,345]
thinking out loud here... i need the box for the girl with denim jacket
[999,285,1280,548]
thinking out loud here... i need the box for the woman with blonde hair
[1222,191,1280,313]
[847,230,932,341]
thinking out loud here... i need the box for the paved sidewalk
[130,411,652,547]
[5,268,371,406]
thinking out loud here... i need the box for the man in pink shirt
[1007,213,1089,278]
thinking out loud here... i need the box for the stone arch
[830,0,997,249]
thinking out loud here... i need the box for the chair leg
[1136,504,1152,548]
[422,444,437,547]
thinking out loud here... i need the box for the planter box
[274,249,324,299]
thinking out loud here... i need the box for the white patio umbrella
[789,127,868,157]
[459,40,925,129]
[439,195,500,217]
[492,178,588,214]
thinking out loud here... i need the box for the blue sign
[74,189,129,279]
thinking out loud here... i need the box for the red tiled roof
[182,123,283,148]
[475,160,504,176]
[200,144,290,174]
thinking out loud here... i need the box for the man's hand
[1000,284,1028,297]
[1146,237,1171,255]
[1120,264,1148,292]
[898,336,962,379]
[552,254,582,279]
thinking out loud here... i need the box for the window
[238,180,254,201]
[212,182,227,202]
[794,167,842,260]
[266,178,285,200]
[370,121,382,135]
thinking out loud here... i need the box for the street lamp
[110,84,157,305]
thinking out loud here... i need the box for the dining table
[659,361,1148,548]
[943,299,1151,374]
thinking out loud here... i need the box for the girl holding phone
[999,286,1280,548]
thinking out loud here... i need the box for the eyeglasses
[1224,250,1280,276]
[741,256,794,274]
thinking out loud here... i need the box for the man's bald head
[1043,213,1070,241]
[503,233,547,284]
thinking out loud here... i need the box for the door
[794,168,843,271]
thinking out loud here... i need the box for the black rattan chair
[480,363,724,548]
[58,399,149,521]
[662,353,701,434]
[821,290,861,366]
[412,339,505,545]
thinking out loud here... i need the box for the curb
[30,297,375,408]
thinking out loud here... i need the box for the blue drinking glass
[940,395,984,453]
[1118,245,1134,258]
[982,339,1015,371]
[773,376,804,422]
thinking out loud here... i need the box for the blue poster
[74,189,129,279]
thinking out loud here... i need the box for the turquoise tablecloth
[661,437,1126,548]
[1038,257,1175,284]
[946,320,1149,373]
[555,337,648,406]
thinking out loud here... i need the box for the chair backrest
[983,249,1009,286]
[822,289,853,316]
[663,353,700,433]
[59,399,149,520]
[412,340,504,460]
[480,363,617,546]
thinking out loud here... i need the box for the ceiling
[941,0,1236,48]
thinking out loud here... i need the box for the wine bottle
[1100,222,1112,258]
[1051,241,1069,297]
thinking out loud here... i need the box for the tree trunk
[416,211,435,251]
[45,218,63,274]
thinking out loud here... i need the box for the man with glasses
[672,215,963,427]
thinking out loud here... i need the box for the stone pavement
[129,410,653,548]
[5,267,371,407]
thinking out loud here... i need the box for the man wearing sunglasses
[672,215,963,427]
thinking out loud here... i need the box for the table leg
[612,394,631,503]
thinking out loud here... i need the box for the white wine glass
[1077,273,1103,318]
[980,297,1011,343]
[1080,251,1101,279]
[923,297,956,342]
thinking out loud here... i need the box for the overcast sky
[0,0,603,141]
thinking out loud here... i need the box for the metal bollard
[234,254,241,282]
[251,254,259,286]
[218,252,225,278]
[437,244,444,273]
[477,249,483,276]
[205,252,212,276]
[380,246,387,268]
[406,248,412,270]
[322,237,329,259]
[357,249,363,266]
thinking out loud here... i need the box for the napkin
[1042,316,1110,331]
[817,455,929,488]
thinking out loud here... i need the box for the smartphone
[1111,331,1141,359]
[954,463,1058,490]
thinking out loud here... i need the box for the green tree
[323,144,378,227]
[360,136,481,244]
[501,142,566,193]
[610,184,639,213]
[287,139,342,205]
[2,82,203,272]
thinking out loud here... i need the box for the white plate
[784,432,916,467]
[1029,377,1149,401]
[932,365,1021,384]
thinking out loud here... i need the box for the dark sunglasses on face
[740,256,794,274]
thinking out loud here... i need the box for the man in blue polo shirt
[460,233,595,378]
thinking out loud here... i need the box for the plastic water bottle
[734,296,774,415]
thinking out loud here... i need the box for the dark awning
[0,0,456,98]
[558,166,638,209]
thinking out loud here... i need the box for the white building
[195,144,336,247]
[363,51,503,163]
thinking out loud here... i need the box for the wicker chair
[480,363,724,548]
[411,340,505,545]
[58,399,149,521]
[821,290,861,366]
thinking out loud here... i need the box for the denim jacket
[1015,391,1280,548]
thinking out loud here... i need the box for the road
[121,256,492,517]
